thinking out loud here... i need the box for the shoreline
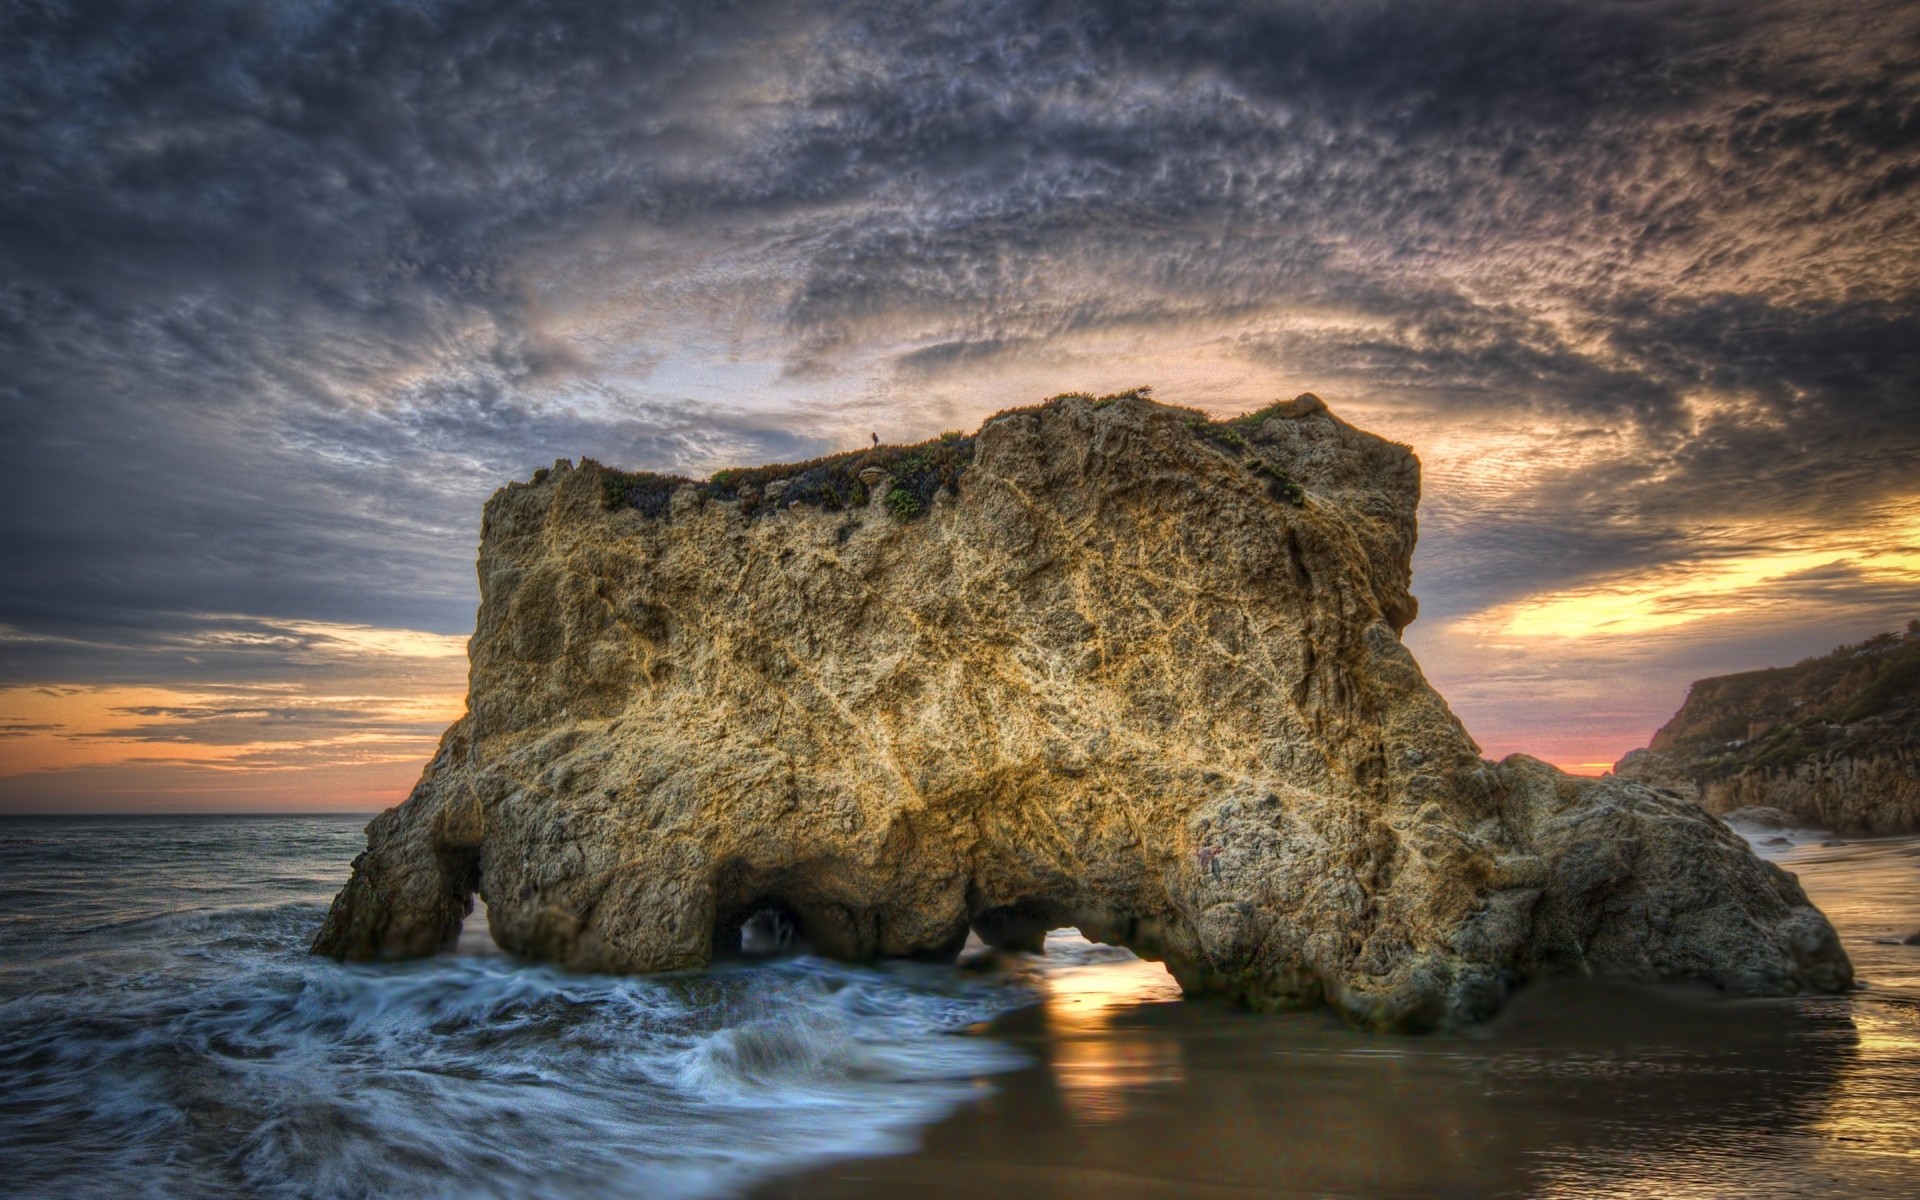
[750,835,1920,1200]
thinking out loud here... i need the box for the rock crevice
[314,392,1850,1029]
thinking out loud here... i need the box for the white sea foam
[1719,806,1832,860]
[0,817,1034,1200]
[0,932,1031,1200]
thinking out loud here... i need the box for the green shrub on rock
[885,487,923,521]
[598,427,976,523]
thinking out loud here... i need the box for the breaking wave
[0,817,1031,1200]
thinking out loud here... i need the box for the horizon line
[0,810,380,818]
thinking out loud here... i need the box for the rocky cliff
[314,391,1851,1029]
[1615,630,1920,835]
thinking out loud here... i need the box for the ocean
[1,814,1915,1199]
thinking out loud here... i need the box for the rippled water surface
[761,832,1920,1200]
[2,815,1917,1199]
[0,816,1028,1199]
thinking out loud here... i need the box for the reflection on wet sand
[1030,932,1184,1124]
[754,837,1920,1200]
[1788,837,1920,1194]
[1530,835,1920,1197]
[1812,1001,1920,1178]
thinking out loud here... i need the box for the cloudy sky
[2,0,1916,811]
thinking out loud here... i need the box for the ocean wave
[1720,806,1832,859]
[0,901,1034,1200]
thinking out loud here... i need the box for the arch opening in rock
[968,900,1197,987]
[425,844,482,958]
[453,891,500,955]
[1036,927,1185,1013]
[970,899,1065,955]
[728,899,808,959]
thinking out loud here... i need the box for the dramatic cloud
[2,0,1916,804]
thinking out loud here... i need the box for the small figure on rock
[871,431,879,447]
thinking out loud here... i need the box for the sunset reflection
[1811,1004,1920,1171]
[1036,930,1184,1124]
[1798,837,1920,1175]
[1529,836,1920,1199]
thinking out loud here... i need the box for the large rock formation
[315,392,1851,1029]
[1615,630,1920,835]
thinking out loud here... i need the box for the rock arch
[314,392,1850,1030]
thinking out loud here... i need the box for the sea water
[755,830,1920,1200]
[3,815,1917,1200]
[0,816,1028,1200]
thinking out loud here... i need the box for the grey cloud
[1,0,1916,698]
[0,612,468,686]
[106,705,365,721]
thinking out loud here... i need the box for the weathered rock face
[315,393,1851,1029]
[1615,631,1920,835]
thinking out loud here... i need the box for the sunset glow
[3,8,1917,1200]
[1490,508,1920,639]
[0,619,468,810]
[2,0,1915,809]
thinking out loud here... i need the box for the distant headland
[1615,623,1920,835]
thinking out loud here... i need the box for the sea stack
[314,391,1852,1030]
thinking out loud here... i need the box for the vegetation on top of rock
[1660,629,1920,758]
[1617,622,1920,834]
[1248,457,1307,506]
[884,486,923,521]
[601,469,689,519]
[600,427,979,523]
[1180,398,1313,506]
[596,385,1322,521]
[1839,645,1920,725]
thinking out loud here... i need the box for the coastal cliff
[1615,629,1920,835]
[314,391,1850,1029]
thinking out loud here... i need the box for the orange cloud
[1480,505,1920,639]
[0,620,469,812]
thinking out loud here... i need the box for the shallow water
[1,816,1916,1199]
[0,816,1029,1200]
[758,830,1920,1200]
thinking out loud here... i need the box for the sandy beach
[755,838,1920,1199]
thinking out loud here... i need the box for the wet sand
[753,837,1920,1199]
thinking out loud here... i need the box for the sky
[1,0,1917,811]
